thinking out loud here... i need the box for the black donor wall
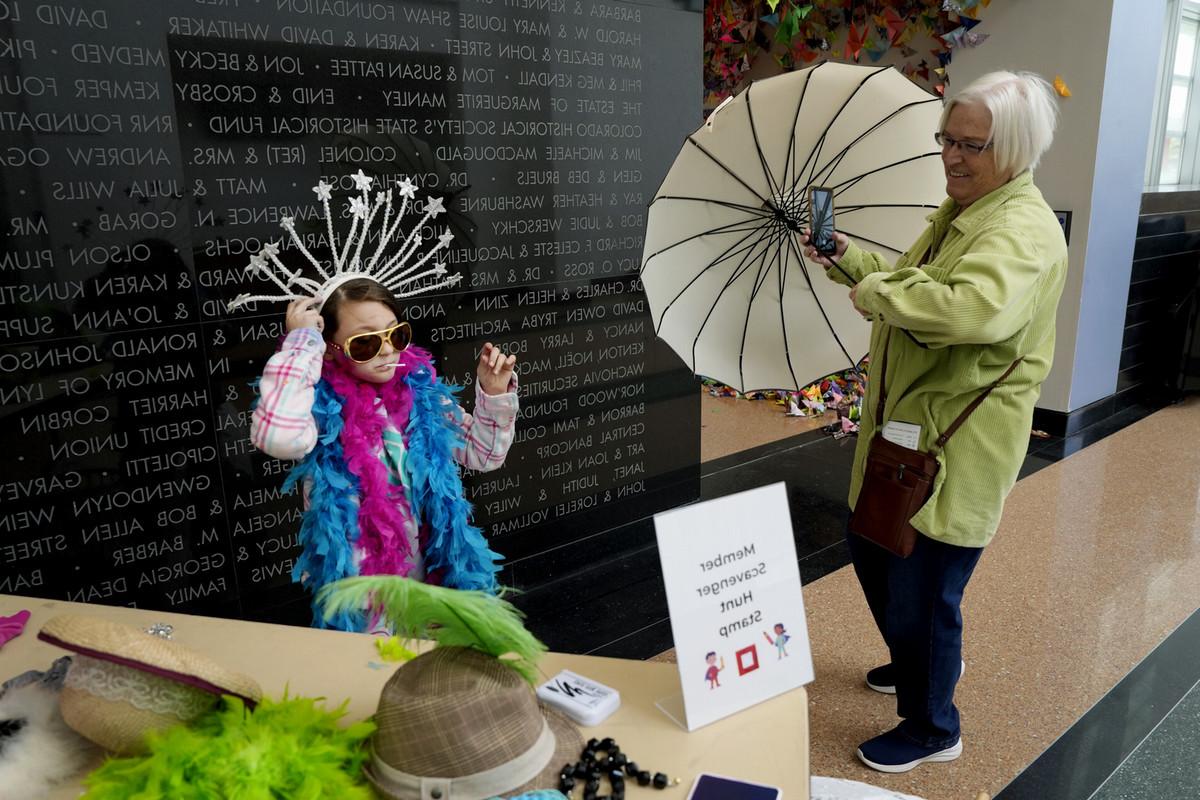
[0,0,701,625]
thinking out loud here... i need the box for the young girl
[250,277,518,631]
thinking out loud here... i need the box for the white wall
[951,0,1167,412]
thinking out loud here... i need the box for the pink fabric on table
[0,609,31,649]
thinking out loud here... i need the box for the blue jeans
[846,521,984,747]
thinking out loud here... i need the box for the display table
[0,595,809,800]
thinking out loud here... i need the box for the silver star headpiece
[227,169,462,311]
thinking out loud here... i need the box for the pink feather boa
[320,346,437,577]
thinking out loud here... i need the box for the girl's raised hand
[477,342,517,396]
[285,297,323,333]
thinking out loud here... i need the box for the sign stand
[652,483,814,731]
[653,693,689,731]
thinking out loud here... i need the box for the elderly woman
[804,71,1067,772]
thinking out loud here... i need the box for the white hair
[939,71,1059,176]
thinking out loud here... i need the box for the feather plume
[82,694,375,799]
[316,576,546,684]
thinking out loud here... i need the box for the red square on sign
[735,644,759,676]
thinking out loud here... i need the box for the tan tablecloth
[0,595,809,800]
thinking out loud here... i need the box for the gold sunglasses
[330,322,412,363]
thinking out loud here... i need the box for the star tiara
[226,168,462,312]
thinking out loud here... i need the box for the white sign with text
[654,482,814,730]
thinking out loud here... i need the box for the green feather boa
[81,694,375,799]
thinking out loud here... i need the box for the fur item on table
[81,693,376,799]
[0,657,99,800]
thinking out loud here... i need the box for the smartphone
[686,773,782,800]
[809,186,837,256]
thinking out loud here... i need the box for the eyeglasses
[934,132,993,156]
[330,322,412,363]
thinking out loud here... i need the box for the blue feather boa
[284,366,500,631]
[404,366,501,593]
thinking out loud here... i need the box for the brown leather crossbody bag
[848,332,1021,557]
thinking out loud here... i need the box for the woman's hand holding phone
[800,229,849,267]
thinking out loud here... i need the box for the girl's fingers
[483,352,515,376]
[474,346,515,387]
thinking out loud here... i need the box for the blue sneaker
[865,664,897,694]
[856,727,962,773]
[865,660,965,695]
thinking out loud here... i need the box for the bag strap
[932,357,1022,450]
[874,328,1022,452]
[873,330,892,429]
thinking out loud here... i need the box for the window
[1148,1,1200,186]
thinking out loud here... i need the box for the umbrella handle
[830,262,857,285]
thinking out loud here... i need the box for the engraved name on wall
[0,0,700,616]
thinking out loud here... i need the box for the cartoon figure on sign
[704,651,725,689]
[763,623,790,659]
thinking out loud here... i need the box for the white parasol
[640,62,946,392]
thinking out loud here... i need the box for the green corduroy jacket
[827,171,1068,548]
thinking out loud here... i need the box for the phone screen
[810,186,836,255]
[686,773,782,800]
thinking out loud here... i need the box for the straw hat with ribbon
[38,615,262,755]
[318,576,582,800]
